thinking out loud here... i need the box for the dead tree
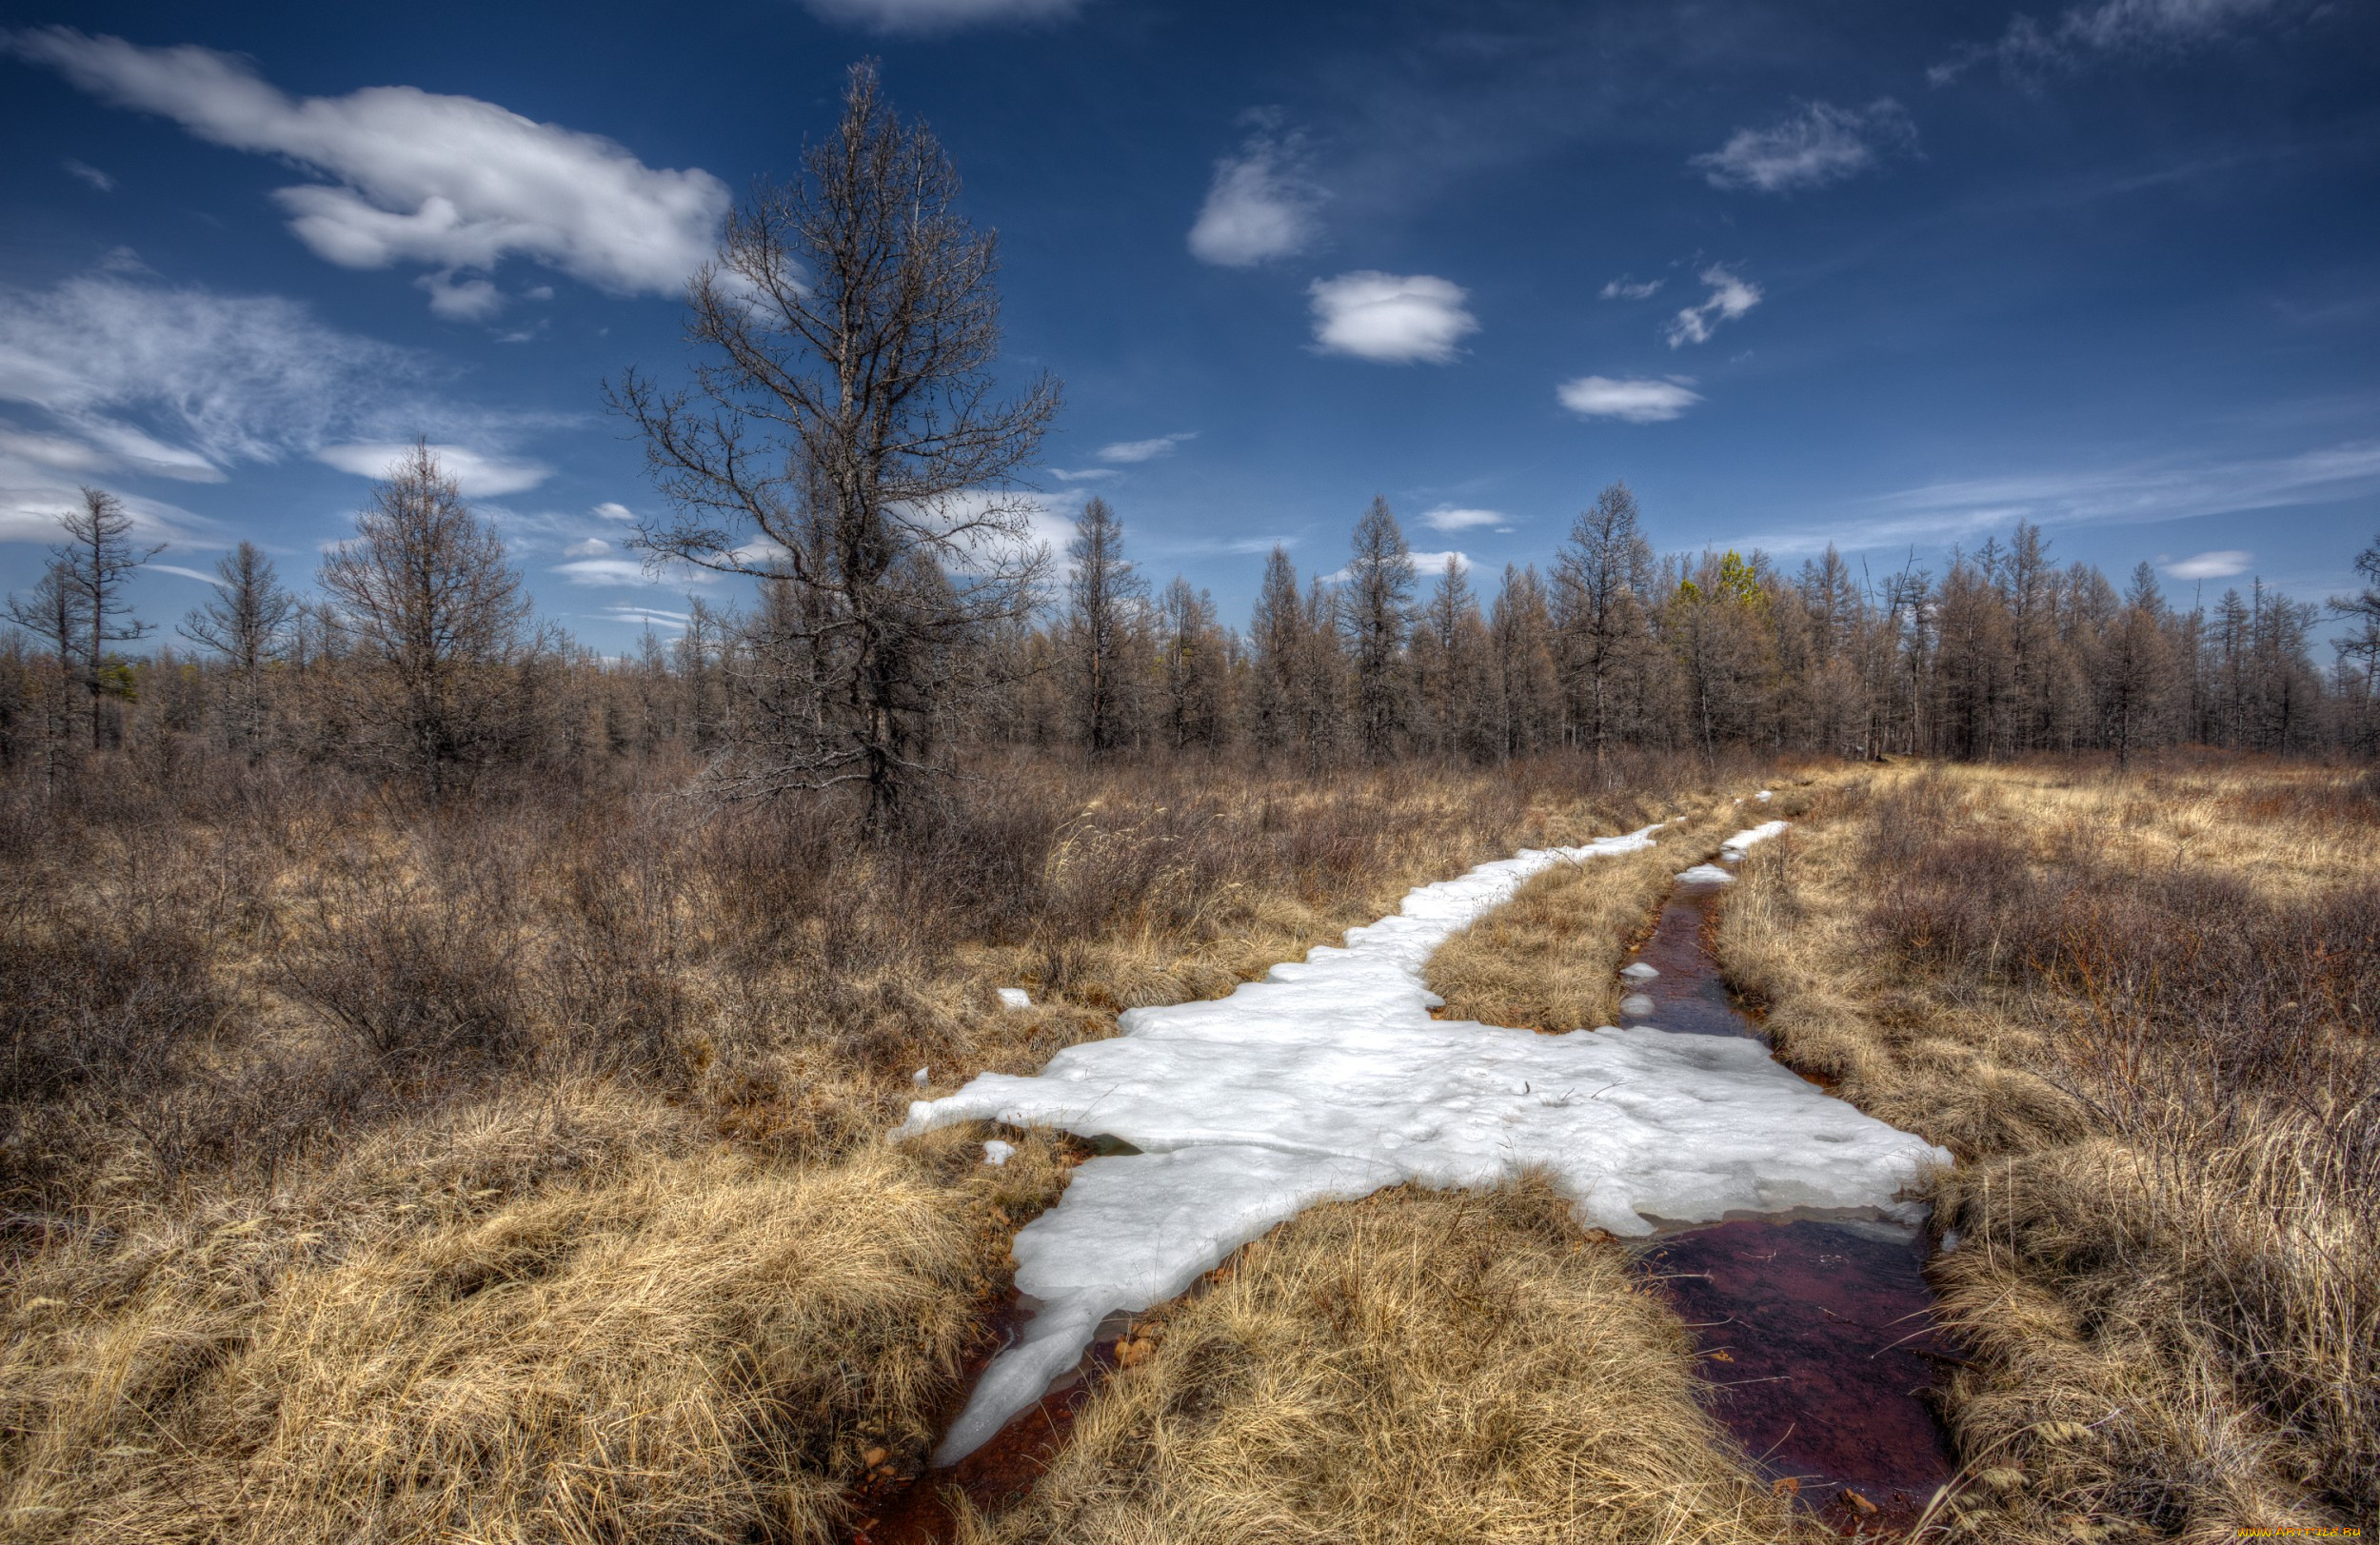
[317,443,529,801]
[1344,496,1414,763]
[1066,497,1141,756]
[613,59,1059,837]
[179,540,295,761]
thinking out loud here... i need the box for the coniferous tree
[1344,496,1415,763]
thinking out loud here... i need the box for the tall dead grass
[2,745,1718,1543]
[962,1179,1804,1545]
[1715,758,2379,1537]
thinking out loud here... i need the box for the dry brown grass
[1427,788,1778,1030]
[960,1179,1805,1545]
[1714,757,2380,1539]
[2,746,1743,1544]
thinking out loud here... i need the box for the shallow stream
[1622,863,1957,1531]
[856,822,1960,1540]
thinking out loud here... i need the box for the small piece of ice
[913,1066,931,1087]
[998,987,1033,1009]
[1676,863,1735,884]
[1621,962,1659,980]
[1619,993,1656,1017]
[983,1139,1015,1167]
[1755,790,1774,802]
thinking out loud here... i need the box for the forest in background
[4,468,2377,802]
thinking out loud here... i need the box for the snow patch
[1755,789,1774,802]
[912,1066,931,1088]
[1676,863,1735,884]
[1619,993,1656,1017]
[1725,820,1791,850]
[898,825,1948,1463]
[1621,962,1660,980]
[982,1139,1015,1167]
[999,987,1033,1009]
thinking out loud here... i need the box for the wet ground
[849,1297,1125,1545]
[1623,862,1956,1532]
[856,840,1957,1541]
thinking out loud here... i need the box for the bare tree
[4,558,90,785]
[1554,481,1653,766]
[317,443,530,800]
[180,540,295,761]
[17,488,161,750]
[1344,495,1414,763]
[614,60,1060,836]
[1158,577,1225,752]
[1067,497,1142,756]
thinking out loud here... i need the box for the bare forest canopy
[5,468,2378,800]
[5,63,2378,808]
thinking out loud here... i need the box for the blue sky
[3,0,2376,648]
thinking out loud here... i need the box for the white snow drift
[896,822,1948,1462]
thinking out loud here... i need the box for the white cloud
[1308,271,1478,365]
[1692,100,1917,194]
[62,156,113,190]
[555,557,658,586]
[1600,276,1663,300]
[1421,505,1507,532]
[590,501,635,522]
[6,29,729,306]
[418,268,505,322]
[316,442,552,496]
[565,536,612,558]
[1665,265,1761,347]
[1409,549,1471,574]
[1934,0,2287,81]
[0,270,421,491]
[1188,118,1323,267]
[1096,432,1196,464]
[149,563,223,584]
[2162,549,2252,580]
[798,0,1082,31]
[600,603,691,631]
[1556,375,1703,424]
[1734,441,2380,556]
[1049,467,1120,483]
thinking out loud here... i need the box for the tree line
[5,61,2376,819]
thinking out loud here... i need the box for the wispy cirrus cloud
[315,442,552,497]
[1308,271,1478,364]
[1692,99,1917,193]
[1933,0,2293,83]
[1599,275,1663,301]
[4,28,729,312]
[1097,432,1197,465]
[1735,441,2380,555]
[1665,265,1761,347]
[797,0,1083,34]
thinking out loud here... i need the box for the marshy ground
[2,752,2371,1543]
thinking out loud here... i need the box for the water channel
[853,836,1959,1541]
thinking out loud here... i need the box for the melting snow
[1619,993,1657,1017]
[1676,862,1735,884]
[912,1066,930,1088]
[982,1139,1015,1167]
[1622,961,1660,980]
[999,987,1033,1009]
[897,823,1949,1463]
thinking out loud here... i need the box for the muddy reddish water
[854,853,1956,1540]
[1626,865,1956,1531]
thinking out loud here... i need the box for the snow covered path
[896,820,1950,1462]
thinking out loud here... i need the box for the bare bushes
[968,1179,1801,1545]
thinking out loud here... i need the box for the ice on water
[897,822,1949,1463]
